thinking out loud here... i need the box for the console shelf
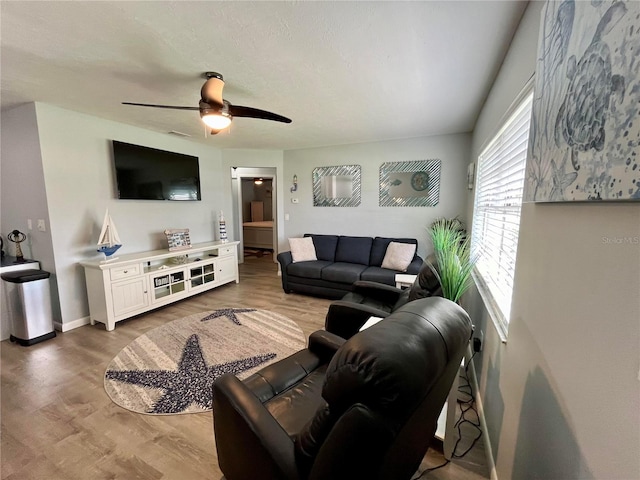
[80,241,239,331]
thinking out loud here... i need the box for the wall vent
[168,130,191,137]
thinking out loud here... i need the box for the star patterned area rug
[104,308,306,415]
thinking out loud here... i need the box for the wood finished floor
[1,255,489,480]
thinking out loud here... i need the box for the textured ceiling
[1,1,527,150]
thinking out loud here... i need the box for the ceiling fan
[122,72,292,135]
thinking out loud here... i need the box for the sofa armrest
[213,374,300,480]
[277,251,293,292]
[406,256,424,275]
[277,251,293,267]
[325,301,392,340]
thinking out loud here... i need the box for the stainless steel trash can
[1,269,56,346]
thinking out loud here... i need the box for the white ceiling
[1,1,527,150]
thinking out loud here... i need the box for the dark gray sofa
[276,234,423,299]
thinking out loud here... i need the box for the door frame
[231,167,278,263]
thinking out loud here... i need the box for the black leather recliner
[325,256,442,339]
[212,297,472,480]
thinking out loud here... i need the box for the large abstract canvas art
[525,0,640,202]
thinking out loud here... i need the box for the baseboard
[468,352,499,480]
[54,316,91,333]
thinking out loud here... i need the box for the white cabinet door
[216,255,237,285]
[188,260,217,293]
[149,269,187,304]
[112,277,148,317]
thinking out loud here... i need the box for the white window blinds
[471,92,533,335]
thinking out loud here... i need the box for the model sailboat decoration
[97,210,122,262]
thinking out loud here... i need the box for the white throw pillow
[289,237,317,263]
[381,241,416,272]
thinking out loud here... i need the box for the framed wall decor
[164,228,192,251]
[312,165,361,207]
[525,0,640,202]
[379,159,441,207]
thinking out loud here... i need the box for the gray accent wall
[283,134,471,259]
[466,2,640,479]
[1,103,61,324]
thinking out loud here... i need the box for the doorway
[231,167,278,264]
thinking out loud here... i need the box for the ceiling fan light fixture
[201,113,232,130]
[123,72,291,136]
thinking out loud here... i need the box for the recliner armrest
[325,301,392,340]
[243,349,324,403]
[308,330,346,362]
[213,374,300,480]
[351,281,404,304]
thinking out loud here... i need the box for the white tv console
[80,241,239,331]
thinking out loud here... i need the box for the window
[471,91,533,338]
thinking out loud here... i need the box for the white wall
[283,134,471,258]
[467,3,640,479]
[19,103,228,326]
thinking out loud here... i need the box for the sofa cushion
[335,236,373,265]
[288,260,333,279]
[321,262,368,284]
[360,266,397,286]
[381,242,417,272]
[305,234,339,262]
[289,237,318,263]
[370,237,418,267]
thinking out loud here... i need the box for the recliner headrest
[322,297,471,416]
[408,254,441,301]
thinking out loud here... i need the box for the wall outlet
[27,219,33,230]
[37,219,46,232]
[473,330,484,352]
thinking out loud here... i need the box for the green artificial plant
[428,217,477,303]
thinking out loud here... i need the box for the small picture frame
[164,229,192,251]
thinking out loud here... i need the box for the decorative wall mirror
[312,165,361,207]
[379,159,441,206]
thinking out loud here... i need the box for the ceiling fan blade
[201,76,225,106]
[229,105,292,123]
[122,102,199,111]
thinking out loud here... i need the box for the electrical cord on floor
[451,351,483,459]
[411,351,483,479]
[411,460,450,479]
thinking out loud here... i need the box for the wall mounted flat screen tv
[112,141,201,201]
